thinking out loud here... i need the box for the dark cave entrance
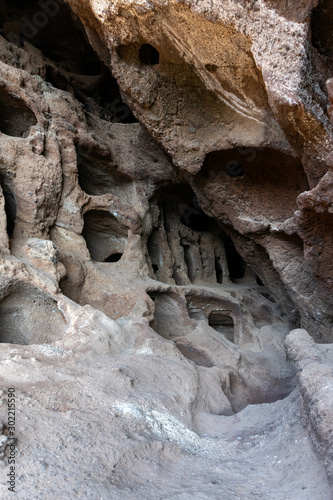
[105,253,123,263]
[147,185,250,286]
[0,178,16,238]
[208,310,235,343]
[311,0,333,58]
[180,198,214,232]
[0,88,37,138]
[139,44,160,65]
[224,237,246,283]
[82,210,128,263]
[1,0,100,74]
[0,0,137,123]
[185,293,236,344]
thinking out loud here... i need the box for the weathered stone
[0,0,331,497]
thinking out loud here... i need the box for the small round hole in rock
[205,63,218,73]
[105,253,123,263]
[0,88,37,137]
[139,44,160,65]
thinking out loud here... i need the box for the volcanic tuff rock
[0,0,331,498]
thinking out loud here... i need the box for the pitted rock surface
[0,1,331,498]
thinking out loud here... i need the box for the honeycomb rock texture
[0,0,331,498]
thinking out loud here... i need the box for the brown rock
[0,0,331,497]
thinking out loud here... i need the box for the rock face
[0,0,331,498]
[65,0,333,342]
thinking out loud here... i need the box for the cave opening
[1,0,137,123]
[180,198,214,232]
[0,178,16,238]
[139,44,160,65]
[148,185,253,286]
[82,210,128,263]
[152,263,159,274]
[224,237,246,283]
[311,0,333,58]
[45,65,68,91]
[96,66,138,123]
[208,310,235,343]
[0,88,37,138]
[76,144,133,196]
[105,253,123,263]
[200,148,308,225]
[1,0,101,75]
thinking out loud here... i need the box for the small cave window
[82,210,128,262]
[208,310,235,343]
[139,44,160,65]
[224,237,246,283]
[0,88,37,138]
[105,253,123,263]
[188,308,206,321]
[0,179,16,238]
[180,199,213,232]
[152,264,159,274]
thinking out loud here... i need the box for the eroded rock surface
[0,0,331,498]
